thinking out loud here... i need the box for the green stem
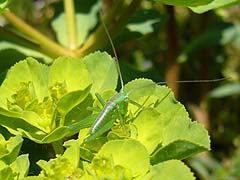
[3,12,75,57]
[64,0,78,49]
[52,140,64,155]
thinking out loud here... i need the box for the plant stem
[3,12,75,57]
[52,140,64,155]
[64,0,78,49]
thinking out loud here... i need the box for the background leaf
[191,0,240,13]
[150,0,213,7]
[209,83,240,98]
[51,1,100,47]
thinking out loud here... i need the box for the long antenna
[127,77,230,95]
[155,77,229,85]
[101,19,124,90]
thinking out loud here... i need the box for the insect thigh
[89,101,116,134]
[89,91,128,134]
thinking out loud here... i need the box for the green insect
[83,20,228,143]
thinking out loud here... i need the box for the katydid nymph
[84,20,228,143]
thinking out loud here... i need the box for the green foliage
[150,0,213,7]
[51,1,100,48]
[191,0,240,13]
[0,135,29,179]
[0,0,239,178]
[141,160,195,180]
[0,0,11,13]
[0,52,211,178]
[209,83,240,98]
[0,52,116,144]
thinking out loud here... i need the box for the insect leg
[129,96,151,116]
[153,90,171,108]
[95,92,106,107]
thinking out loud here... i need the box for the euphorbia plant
[0,52,210,178]
[0,0,238,179]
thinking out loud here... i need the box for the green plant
[0,0,239,179]
[0,53,210,178]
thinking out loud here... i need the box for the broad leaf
[0,57,93,143]
[10,154,29,179]
[191,0,240,13]
[0,135,23,165]
[141,160,195,180]
[51,1,100,47]
[37,140,83,179]
[83,51,118,95]
[209,83,240,98]
[49,57,91,93]
[150,0,213,7]
[94,139,150,178]
[125,79,210,163]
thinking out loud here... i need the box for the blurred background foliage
[0,0,239,179]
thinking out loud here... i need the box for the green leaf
[141,160,195,180]
[191,0,240,13]
[150,140,208,164]
[37,145,83,179]
[125,79,210,163]
[0,166,14,180]
[49,57,91,93]
[0,42,52,64]
[150,0,213,7]
[0,57,49,108]
[0,0,12,13]
[0,57,93,143]
[24,114,97,144]
[63,140,81,168]
[10,154,29,178]
[126,10,165,35]
[130,108,163,154]
[209,83,240,98]
[56,85,91,117]
[83,51,118,95]
[95,139,150,178]
[51,2,100,47]
[0,135,23,165]
[0,108,46,138]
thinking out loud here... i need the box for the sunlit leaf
[191,0,240,13]
[0,135,23,165]
[141,160,195,180]
[94,139,150,178]
[83,51,118,95]
[150,0,213,7]
[125,79,210,163]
